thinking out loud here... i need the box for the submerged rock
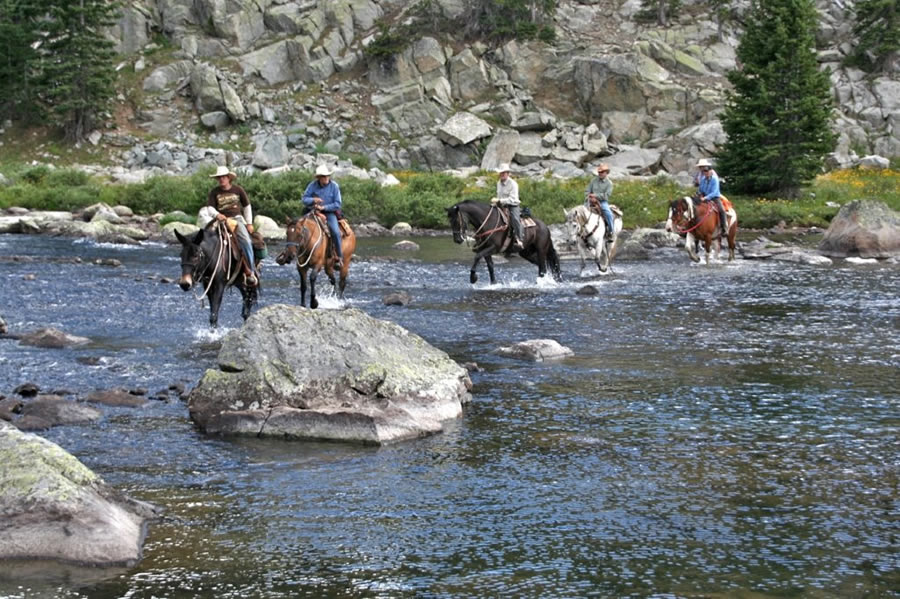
[497,339,574,361]
[188,305,472,444]
[818,199,900,258]
[19,327,90,348]
[0,420,159,566]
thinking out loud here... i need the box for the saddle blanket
[522,217,536,228]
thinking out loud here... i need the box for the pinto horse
[275,214,356,309]
[665,196,737,263]
[175,222,258,327]
[563,204,624,275]
[447,200,561,284]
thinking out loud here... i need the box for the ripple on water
[0,236,898,598]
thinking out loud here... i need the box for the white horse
[563,204,624,275]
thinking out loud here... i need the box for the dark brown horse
[447,200,561,284]
[175,221,258,327]
[275,214,356,309]
[665,196,737,263]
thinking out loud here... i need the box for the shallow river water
[0,233,897,598]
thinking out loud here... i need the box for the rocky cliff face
[101,0,897,182]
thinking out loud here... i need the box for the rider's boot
[243,264,258,287]
[333,239,343,268]
[513,234,525,250]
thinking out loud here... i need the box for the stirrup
[244,272,258,287]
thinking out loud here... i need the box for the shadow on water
[0,234,898,598]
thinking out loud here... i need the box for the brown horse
[275,214,356,309]
[665,196,737,263]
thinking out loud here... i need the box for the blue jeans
[233,216,255,271]
[324,212,343,261]
[598,201,614,237]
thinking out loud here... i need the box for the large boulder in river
[188,305,472,444]
[818,200,900,258]
[0,420,158,565]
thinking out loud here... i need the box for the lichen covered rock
[188,305,472,444]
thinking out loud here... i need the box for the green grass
[1,162,897,231]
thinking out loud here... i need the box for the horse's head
[174,228,207,291]
[563,205,590,244]
[665,197,693,232]
[276,217,305,265]
[447,204,466,244]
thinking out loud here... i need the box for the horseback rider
[302,164,344,268]
[695,158,728,238]
[584,163,615,242]
[493,163,525,250]
[207,165,257,287]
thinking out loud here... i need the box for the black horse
[175,222,258,327]
[447,200,561,284]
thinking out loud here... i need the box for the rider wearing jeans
[695,158,728,238]
[207,166,257,286]
[584,163,614,241]
[302,164,344,267]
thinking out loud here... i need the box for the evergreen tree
[637,0,682,27]
[847,0,899,73]
[39,0,119,143]
[717,0,835,195]
[0,0,44,122]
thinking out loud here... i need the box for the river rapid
[0,233,897,599]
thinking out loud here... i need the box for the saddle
[497,205,537,228]
[222,218,267,267]
[589,203,623,217]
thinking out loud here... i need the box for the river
[0,233,897,598]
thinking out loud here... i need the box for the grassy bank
[1,162,898,230]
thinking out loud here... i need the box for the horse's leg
[208,279,224,327]
[728,224,737,261]
[485,255,496,285]
[576,241,588,275]
[685,232,700,263]
[470,246,495,284]
[240,285,253,320]
[309,268,319,309]
[703,236,712,265]
[338,261,349,298]
[298,266,308,307]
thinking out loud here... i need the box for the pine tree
[717,0,836,196]
[39,0,119,143]
[0,0,44,122]
[847,0,899,73]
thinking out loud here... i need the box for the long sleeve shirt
[697,172,721,201]
[496,178,520,206]
[302,179,342,213]
[584,176,613,206]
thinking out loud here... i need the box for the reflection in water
[0,234,897,598]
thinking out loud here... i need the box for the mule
[275,214,356,309]
[175,222,258,327]
[665,196,738,264]
[563,204,624,275]
[447,200,561,284]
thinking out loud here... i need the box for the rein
[188,222,240,301]
[675,203,714,234]
[472,205,507,238]
[287,215,324,268]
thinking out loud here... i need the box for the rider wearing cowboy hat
[493,163,525,250]
[694,158,728,238]
[302,164,344,267]
[207,165,257,286]
[584,162,615,241]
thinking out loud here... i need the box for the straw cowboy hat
[695,158,713,168]
[495,163,512,174]
[315,164,334,177]
[210,165,237,180]
[596,163,610,173]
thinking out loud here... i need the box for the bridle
[182,221,240,300]
[671,199,712,234]
[282,216,322,268]
[570,207,602,248]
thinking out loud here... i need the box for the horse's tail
[547,242,562,281]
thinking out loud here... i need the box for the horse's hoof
[310,300,318,309]
[470,272,478,284]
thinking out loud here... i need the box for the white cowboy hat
[496,163,514,174]
[315,164,333,177]
[596,162,610,173]
[695,158,713,168]
[210,165,237,180]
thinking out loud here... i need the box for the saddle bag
[250,230,268,260]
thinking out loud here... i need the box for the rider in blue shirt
[302,164,344,267]
[695,158,728,238]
